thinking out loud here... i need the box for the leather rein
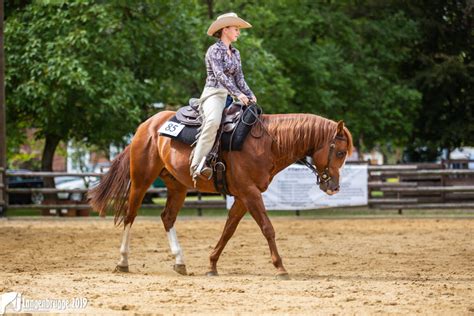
[236,103,346,186]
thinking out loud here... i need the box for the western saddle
[175,98,245,133]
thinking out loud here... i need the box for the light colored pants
[190,87,228,171]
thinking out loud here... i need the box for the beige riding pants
[189,87,228,172]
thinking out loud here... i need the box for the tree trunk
[205,0,213,19]
[357,134,365,161]
[41,134,61,188]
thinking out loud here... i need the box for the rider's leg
[190,87,227,179]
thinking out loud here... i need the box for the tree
[5,1,203,172]
[399,0,473,161]
[211,0,422,154]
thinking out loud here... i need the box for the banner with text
[226,164,368,210]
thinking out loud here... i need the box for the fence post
[197,191,202,216]
[0,168,6,216]
[441,161,446,204]
[0,2,7,217]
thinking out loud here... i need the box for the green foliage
[234,36,295,113]
[400,0,473,158]
[212,0,422,150]
[4,0,471,166]
[5,0,203,167]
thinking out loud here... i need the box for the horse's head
[311,121,353,195]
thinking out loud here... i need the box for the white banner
[226,164,368,210]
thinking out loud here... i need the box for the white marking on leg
[117,223,131,267]
[167,227,185,265]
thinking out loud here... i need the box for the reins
[245,107,344,185]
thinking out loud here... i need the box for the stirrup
[192,157,213,181]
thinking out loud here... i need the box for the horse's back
[147,110,176,128]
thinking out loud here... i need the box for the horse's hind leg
[160,170,188,275]
[116,181,155,272]
[116,136,164,272]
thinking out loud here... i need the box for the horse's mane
[263,113,353,158]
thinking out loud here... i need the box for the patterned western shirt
[204,40,254,98]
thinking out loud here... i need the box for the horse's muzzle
[319,182,340,195]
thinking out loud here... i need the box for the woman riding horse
[88,13,353,279]
[190,13,257,181]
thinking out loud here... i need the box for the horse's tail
[88,146,131,225]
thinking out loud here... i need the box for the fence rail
[7,200,226,210]
[367,163,474,211]
[370,169,474,176]
[379,186,474,193]
[6,188,168,194]
[6,171,103,177]
[2,163,474,215]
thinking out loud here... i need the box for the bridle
[298,135,347,185]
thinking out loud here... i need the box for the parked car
[7,169,44,205]
[54,176,99,201]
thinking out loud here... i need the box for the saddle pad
[160,105,260,151]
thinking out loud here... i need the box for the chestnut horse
[88,110,353,279]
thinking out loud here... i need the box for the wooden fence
[368,162,474,211]
[1,162,474,216]
[2,170,223,216]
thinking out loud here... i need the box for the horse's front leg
[160,174,188,275]
[207,198,247,276]
[241,189,289,279]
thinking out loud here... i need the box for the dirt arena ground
[0,217,472,314]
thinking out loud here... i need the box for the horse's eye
[336,151,346,158]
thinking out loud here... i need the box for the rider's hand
[237,93,249,105]
[250,95,257,104]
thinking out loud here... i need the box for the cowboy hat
[207,12,252,36]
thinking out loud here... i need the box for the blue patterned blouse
[204,40,254,98]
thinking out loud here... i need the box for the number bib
[158,121,186,137]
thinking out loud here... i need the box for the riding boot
[192,157,213,181]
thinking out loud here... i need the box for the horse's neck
[266,114,333,170]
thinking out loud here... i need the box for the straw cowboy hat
[207,12,252,36]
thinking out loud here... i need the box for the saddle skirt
[160,100,261,151]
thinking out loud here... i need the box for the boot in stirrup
[192,157,213,181]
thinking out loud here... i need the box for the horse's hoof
[173,264,187,276]
[206,270,218,277]
[114,265,129,273]
[275,272,290,280]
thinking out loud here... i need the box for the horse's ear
[336,120,345,135]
